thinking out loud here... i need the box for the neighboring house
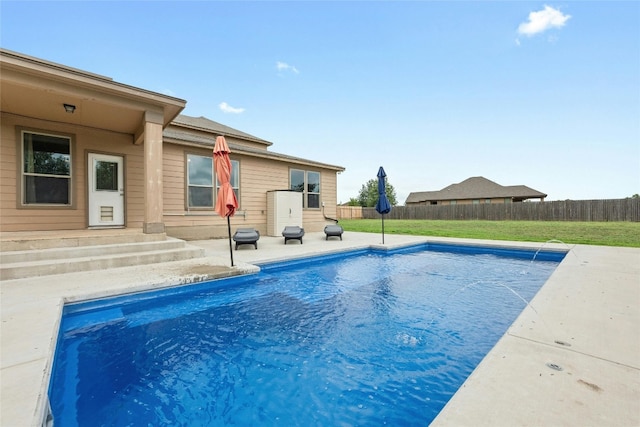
[0,49,344,238]
[405,176,547,206]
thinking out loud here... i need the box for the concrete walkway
[1,232,638,426]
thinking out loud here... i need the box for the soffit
[0,49,186,134]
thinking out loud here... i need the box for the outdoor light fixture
[63,103,76,113]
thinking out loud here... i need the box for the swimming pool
[50,243,564,426]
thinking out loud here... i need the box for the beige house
[405,176,547,206]
[0,49,344,238]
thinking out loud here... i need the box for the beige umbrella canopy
[213,136,238,266]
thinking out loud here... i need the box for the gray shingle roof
[405,177,547,203]
[164,115,344,172]
[171,115,273,146]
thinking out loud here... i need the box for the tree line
[346,178,398,207]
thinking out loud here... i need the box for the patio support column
[143,110,165,234]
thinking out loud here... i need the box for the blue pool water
[50,243,564,426]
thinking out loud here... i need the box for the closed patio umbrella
[214,136,239,266]
[375,166,391,244]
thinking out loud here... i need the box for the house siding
[162,143,187,214]
[2,115,342,236]
[1,50,344,238]
[0,113,146,232]
[162,143,340,240]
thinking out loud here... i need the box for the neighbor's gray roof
[164,114,345,172]
[405,176,547,203]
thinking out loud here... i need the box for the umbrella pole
[227,216,234,267]
[381,214,385,244]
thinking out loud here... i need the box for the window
[290,169,305,193]
[306,171,320,209]
[290,168,321,208]
[223,159,240,203]
[22,131,71,205]
[95,161,118,191]
[187,154,213,208]
[187,154,239,208]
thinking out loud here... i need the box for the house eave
[164,136,345,172]
[1,48,186,133]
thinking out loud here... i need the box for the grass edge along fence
[338,219,640,248]
[360,198,640,222]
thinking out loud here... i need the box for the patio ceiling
[0,49,186,135]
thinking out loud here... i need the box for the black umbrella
[375,166,391,244]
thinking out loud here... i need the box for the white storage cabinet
[267,191,303,236]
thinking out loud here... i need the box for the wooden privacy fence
[337,206,363,219]
[358,199,640,222]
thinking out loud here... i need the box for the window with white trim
[22,131,71,205]
[290,168,320,209]
[187,154,239,208]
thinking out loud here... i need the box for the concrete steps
[0,230,167,252]
[0,233,206,280]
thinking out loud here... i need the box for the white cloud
[276,61,299,74]
[518,5,571,37]
[218,102,245,114]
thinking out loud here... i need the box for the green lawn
[338,219,640,248]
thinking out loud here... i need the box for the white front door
[88,153,124,227]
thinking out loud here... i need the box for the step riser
[1,240,186,264]
[0,247,205,281]
[1,233,166,252]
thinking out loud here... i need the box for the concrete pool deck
[1,231,638,426]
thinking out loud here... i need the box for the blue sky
[2,1,638,204]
